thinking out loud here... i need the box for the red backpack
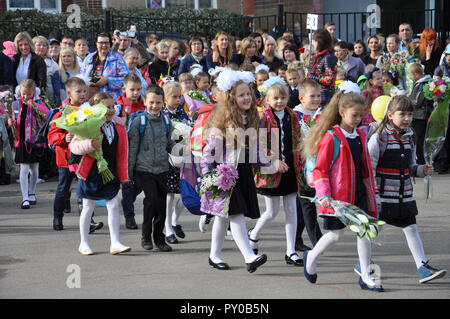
[188,104,215,157]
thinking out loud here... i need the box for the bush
[0,8,243,47]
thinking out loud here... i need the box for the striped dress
[368,125,425,227]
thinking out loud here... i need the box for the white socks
[210,214,258,264]
[165,193,184,236]
[79,195,126,252]
[250,193,299,259]
[19,163,39,202]
[402,224,426,269]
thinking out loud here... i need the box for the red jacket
[48,104,79,169]
[115,94,145,117]
[313,125,378,218]
[71,122,129,183]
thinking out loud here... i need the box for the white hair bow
[215,68,255,92]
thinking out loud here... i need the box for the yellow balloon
[371,95,391,122]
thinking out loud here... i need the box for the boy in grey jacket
[128,86,177,252]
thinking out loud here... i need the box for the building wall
[217,0,241,14]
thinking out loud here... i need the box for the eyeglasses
[97,41,110,46]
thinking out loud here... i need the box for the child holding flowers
[249,83,303,267]
[301,91,382,291]
[69,92,131,256]
[200,68,270,273]
[11,79,49,209]
[367,95,446,283]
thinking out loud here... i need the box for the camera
[90,76,100,84]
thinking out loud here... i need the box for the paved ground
[1,172,449,304]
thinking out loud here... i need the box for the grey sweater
[127,111,176,178]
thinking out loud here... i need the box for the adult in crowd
[261,35,284,72]
[60,36,75,49]
[362,34,384,66]
[52,47,87,106]
[282,43,299,66]
[166,40,181,78]
[419,28,442,76]
[12,31,47,93]
[123,47,148,96]
[32,36,59,106]
[376,34,401,68]
[82,32,130,100]
[325,21,340,46]
[353,40,368,61]
[203,31,238,72]
[334,41,365,83]
[236,37,262,66]
[178,37,205,75]
[398,22,414,52]
[0,51,14,86]
[276,35,290,59]
[434,43,450,78]
[307,29,337,106]
[112,30,151,69]
[48,38,61,63]
[145,33,160,61]
[248,32,265,60]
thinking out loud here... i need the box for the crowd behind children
[0,19,449,292]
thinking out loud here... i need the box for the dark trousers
[121,174,143,220]
[53,167,75,218]
[412,118,427,165]
[296,195,322,246]
[137,171,168,244]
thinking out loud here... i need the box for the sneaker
[166,234,178,244]
[225,230,234,241]
[155,242,172,252]
[141,238,153,250]
[354,260,375,277]
[199,214,213,233]
[418,260,447,283]
[173,224,185,238]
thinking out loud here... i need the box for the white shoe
[110,245,131,255]
[78,246,94,256]
[225,230,234,241]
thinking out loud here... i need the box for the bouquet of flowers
[0,90,15,138]
[330,200,386,242]
[188,90,211,104]
[390,53,407,76]
[199,164,239,199]
[423,77,450,200]
[171,118,193,144]
[53,102,115,184]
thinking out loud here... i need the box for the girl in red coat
[301,91,382,292]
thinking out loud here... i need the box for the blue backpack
[304,130,341,188]
[127,110,171,139]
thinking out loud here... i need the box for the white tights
[210,213,259,264]
[19,163,39,202]
[402,224,426,269]
[165,193,184,236]
[305,229,376,286]
[250,193,298,257]
[79,195,126,251]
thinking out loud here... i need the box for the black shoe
[53,216,63,230]
[89,221,104,234]
[166,234,178,244]
[125,218,138,229]
[21,200,30,209]
[246,254,267,273]
[173,224,185,238]
[285,253,303,266]
[209,258,230,270]
[141,238,153,250]
[28,194,36,205]
[155,242,172,252]
[295,243,312,251]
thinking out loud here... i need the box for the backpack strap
[327,129,341,165]
[139,113,147,139]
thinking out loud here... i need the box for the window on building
[8,0,60,11]
[146,0,216,9]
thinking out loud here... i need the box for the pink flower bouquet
[199,163,239,199]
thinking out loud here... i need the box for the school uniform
[287,85,300,109]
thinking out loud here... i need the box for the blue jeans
[121,174,143,220]
[53,167,75,218]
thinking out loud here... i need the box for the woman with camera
[81,33,130,100]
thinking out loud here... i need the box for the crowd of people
[0,19,449,291]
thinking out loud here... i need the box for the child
[301,91,382,291]
[162,81,188,244]
[368,95,446,283]
[293,79,323,251]
[48,77,92,231]
[116,72,145,229]
[11,79,49,209]
[128,86,177,252]
[201,70,268,272]
[255,69,269,88]
[70,92,131,256]
[184,72,211,116]
[147,42,172,85]
[408,63,433,165]
[250,83,303,266]
[277,64,287,80]
[286,68,302,109]
[361,66,383,131]
[179,72,196,117]
[194,72,211,98]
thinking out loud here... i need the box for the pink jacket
[313,125,378,218]
[69,122,129,183]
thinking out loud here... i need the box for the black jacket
[148,58,173,84]
[13,52,47,92]
[0,52,15,87]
